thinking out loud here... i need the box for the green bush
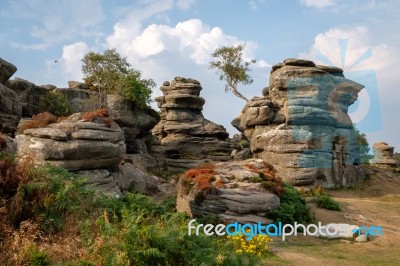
[267,183,314,225]
[315,193,341,211]
[39,91,71,116]
[25,245,49,266]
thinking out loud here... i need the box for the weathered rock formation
[16,113,126,171]
[0,58,17,85]
[15,112,168,196]
[176,159,280,224]
[6,78,51,117]
[153,77,232,172]
[0,58,22,135]
[7,77,163,171]
[369,142,398,168]
[233,59,365,188]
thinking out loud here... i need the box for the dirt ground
[264,166,400,266]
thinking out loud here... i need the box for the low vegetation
[81,108,112,128]
[266,184,314,225]
[315,193,341,211]
[0,154,269,265]
[17,112,58,133]
[39,91,71,117]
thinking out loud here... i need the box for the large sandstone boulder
[6,78,51,117]
[0,58,17,85]
[0,59,21,134]
[233,59,365,188]
[369,142,398,168]
[153,77,232,172]
[106,95,159,154]
[0,83,22,135]
[16,113,126,171]
[176,159,281,224]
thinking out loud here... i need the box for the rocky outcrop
[0,133,17,154]
[7,78,160,155]
[369,142,398,168]
[153,77,232,172]
[106,95,159,154]
[176,159,280,224]
[0,59,22,135]
[16,113,126,171]
[233,59,365,188]
[76,161,165,197]
[0,58,17,85]
[6,78,51,117]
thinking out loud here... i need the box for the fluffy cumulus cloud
[299,0,336,9]
[108,18,266,67]
[61,42,90,80]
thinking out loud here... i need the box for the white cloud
[176,0,196,10]
[3,0,104,49]
[300,0,336,9]
[61,42,90,80]
[110,18,262,67]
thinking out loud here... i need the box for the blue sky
[1,0,399,152]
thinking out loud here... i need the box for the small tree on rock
[209,44,255,102]
[81,48,154,109]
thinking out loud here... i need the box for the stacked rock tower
[152,77,232,172]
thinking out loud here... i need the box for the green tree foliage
[39,91,71,116]
[81,48,155,109]
[209,44,256,102]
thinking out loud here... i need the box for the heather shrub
[81,108,112,128]
[18,112,58,133]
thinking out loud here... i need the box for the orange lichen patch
[184,168,215,179]
[215,179,224,188]
[81,108,108,121]
[194,174,214,190]
[18,112,58,133]
[81,109,112,128]
[183,168,216,191]
[0,133,7,149]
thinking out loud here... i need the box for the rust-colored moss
[18,112,58,133]
[81,109,112,128]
